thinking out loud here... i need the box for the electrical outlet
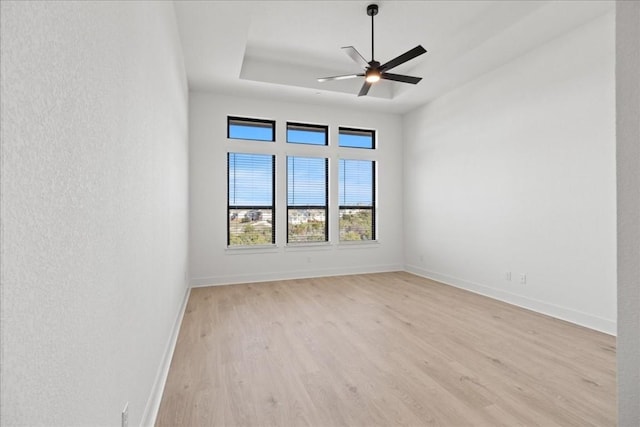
[520,273,527,284]
[505,271,511,281]
[122,402,128,427]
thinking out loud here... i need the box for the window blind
[287,156,328,243]
[339,159,375,241]
[227,152,275,245]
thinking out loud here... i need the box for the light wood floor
[156,272,616,426]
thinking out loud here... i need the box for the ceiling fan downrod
[367,4,378,61]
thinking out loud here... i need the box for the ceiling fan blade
[342,46,369,68]
[379,45,427,72]
[381,73,422,84]
[317,73,363,82]
[358,81,372,97]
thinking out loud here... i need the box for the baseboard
[140,284,191,427]
[190,263,403,287]
[405,264,616,336]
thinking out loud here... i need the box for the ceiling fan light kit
[365,69,381,83]
[318,3,427,97]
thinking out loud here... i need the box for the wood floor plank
[156,272,616,426]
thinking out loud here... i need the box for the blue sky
[288,128,325,145]
[287,156,326,206]
[228,122,273,141]
[228,153,273,206]
[338,133,374,149]
[339,159,373,206]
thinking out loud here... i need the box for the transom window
[339,127,375,149]
[287,122,328,146]
[228,116,275,142]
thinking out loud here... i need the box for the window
[226,117,377,247]
[287,156,328,243]
[339,159,375,241]
[227,153,275,246]
[228,116,275,142]
[339,127,375,149]
[287,122,328,146]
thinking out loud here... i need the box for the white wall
[616,0,640,424]
[403,12,616,334]
[0,2,189,425]
[189,92,403,285]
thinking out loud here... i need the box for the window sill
[338,240,379,249]
[225,245,279,255]
[285,242,333,252]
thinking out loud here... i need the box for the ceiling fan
[318,3,427,97]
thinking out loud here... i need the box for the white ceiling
[174,0,614,114]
